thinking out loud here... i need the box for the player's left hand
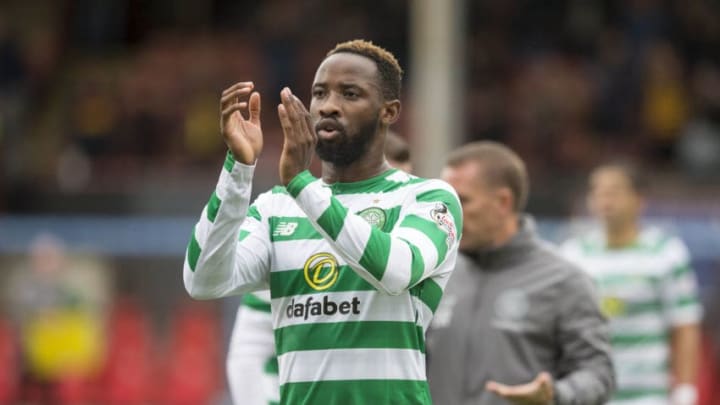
[486,372,554,405]
[278,87,316,185]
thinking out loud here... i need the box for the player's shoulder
[638,226,689,260]
[250,185,298,216]
[405,175,460,201]
[560,228,604,256]
[253,185,289,200]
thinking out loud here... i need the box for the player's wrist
[671,383,697,405]
[224,150,256,171]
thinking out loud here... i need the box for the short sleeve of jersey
[658,236,703,326]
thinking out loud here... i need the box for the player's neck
[321,134,391,183]
[321,157,392,184]
[604,222,640,249]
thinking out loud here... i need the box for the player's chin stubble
[315,117,379,167]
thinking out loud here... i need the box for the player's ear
[381,99,401,125]
[496,187,514,214]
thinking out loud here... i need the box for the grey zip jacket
[427,217,615,405]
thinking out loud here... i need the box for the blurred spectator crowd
[463,0,720,213]
[1,0,719,215]
[2,0,720,216]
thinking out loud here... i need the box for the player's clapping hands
[277,87,316,186]
[220,81,263,165]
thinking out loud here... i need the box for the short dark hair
[326,39,403,100]
[446,141,529,213]
[384,131,410,163]
[591,161,649,194]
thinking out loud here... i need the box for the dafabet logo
[303,252,339,291]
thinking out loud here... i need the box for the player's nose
[317,92,341,117]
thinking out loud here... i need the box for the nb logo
[273,221,298,237]
[303,253,339,291]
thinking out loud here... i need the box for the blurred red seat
[0,318,20,404]
[156,303,221,405]
[99,298,156,405]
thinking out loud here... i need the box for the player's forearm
[671,323,701,385]
[184,153,257,298]
[287,171,436,295]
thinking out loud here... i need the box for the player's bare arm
[220,81,263,165]
[277,87,316,185]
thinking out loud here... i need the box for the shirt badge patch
[358,207,387,229]
[430,203,456,247]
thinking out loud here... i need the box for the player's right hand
[220,82,262,165]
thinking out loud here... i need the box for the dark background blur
[0,0,719,404]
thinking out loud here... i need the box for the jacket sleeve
[183,153,272,299]
[554,269,616,405]
[285,170,462,296]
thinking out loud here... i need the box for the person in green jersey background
[561,162,702,405]
[183,39,462,405]
[225,131,414,405]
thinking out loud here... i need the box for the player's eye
[312,89,326,98]
[344,90,359,99]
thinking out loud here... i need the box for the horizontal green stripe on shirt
[611,332,667,346]
[400,215,448,267]
[242,293,271,313]
[279,379,431,405]
[274,321,424,355]
[613,387,668,401]
[414,278,443,313]
[269,266,375,299]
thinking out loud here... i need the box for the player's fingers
[292,95,314,142]
[220,87,253,109]
[221,102,248,122]
[485,381,504,394]
[221,81,253,97]
[277,104,294,143]
[281,88,303,133]
[248,92,261,127]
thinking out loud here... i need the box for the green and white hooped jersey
[184,153,462,405]
[561,227,702,405]
[227,291,279,405]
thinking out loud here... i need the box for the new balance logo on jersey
[273,221,298,237]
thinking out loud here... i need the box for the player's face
[310,53,384,167]
[587,168,643,228]
[442,162,505,252]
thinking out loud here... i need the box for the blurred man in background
[184,39,462,404]
[427,141,614,405]
[226,130,413,405]
[562,162,703,405]
[384,130,412,172]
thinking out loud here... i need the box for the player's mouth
[315,119,344,140]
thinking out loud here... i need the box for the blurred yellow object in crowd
[23,309,104,380]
